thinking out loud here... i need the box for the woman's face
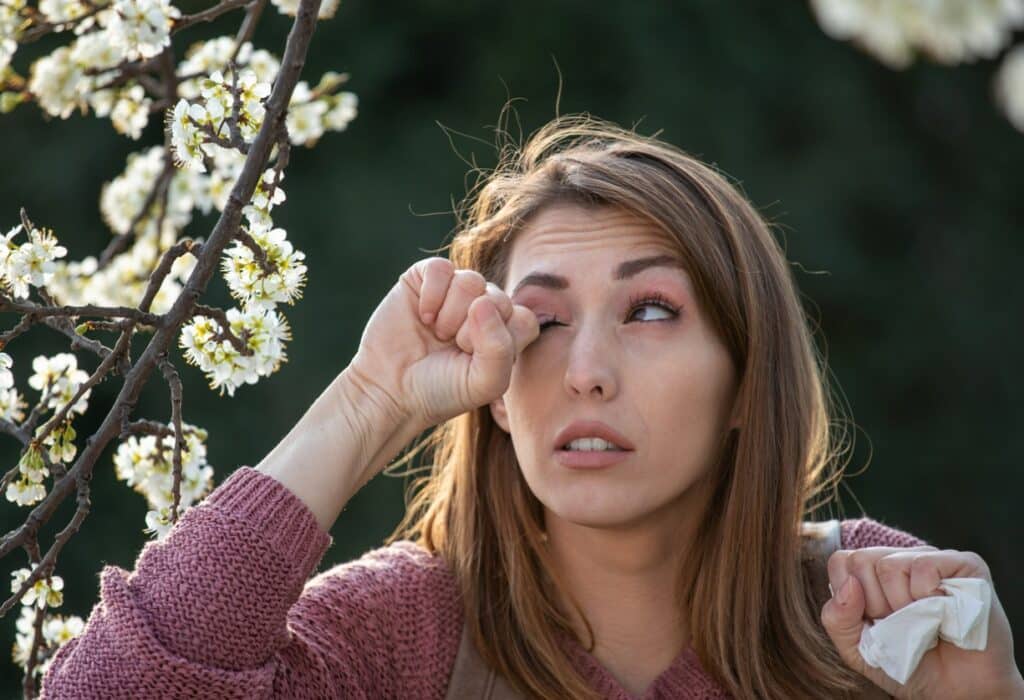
[490,201,739,531]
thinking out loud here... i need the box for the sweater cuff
[204,465,332,576]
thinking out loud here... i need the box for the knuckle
[423,257,454,278]
[846,550,873,574]
[874,555,901,580]
[909,553,934,578]
[453,270,486,295]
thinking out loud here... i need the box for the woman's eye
[627,301,678,323]
[538,319,563,332]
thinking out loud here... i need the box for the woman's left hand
[820,546,1024,699]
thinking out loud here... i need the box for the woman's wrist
[255,365,419,532]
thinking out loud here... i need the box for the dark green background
[2,0,1021,694]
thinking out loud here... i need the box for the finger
[827,546,936,620]
[434,269,487,341]
[820,576,900,697]
[466,297,516,401]
[454,283,514,353]
[846,549,897,618]
[873,550,920,613]
[414,257,454,324]
[909,549,990,601]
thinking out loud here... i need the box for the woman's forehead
[508,202,681,266]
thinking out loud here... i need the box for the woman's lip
[554,449,632,469]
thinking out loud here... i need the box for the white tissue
[855,577,992,685]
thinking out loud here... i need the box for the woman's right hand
[347,256,540,438]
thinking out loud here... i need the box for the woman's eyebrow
[511,254,685,296]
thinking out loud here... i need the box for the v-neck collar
[555,628,731,699]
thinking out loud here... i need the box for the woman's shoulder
[838,516,929,550]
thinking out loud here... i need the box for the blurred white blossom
[271,0,340,20]
[28,352,91,414]
[12,599,84,677]
[38,0,95,27]
[995,44,1024,132]
[101,0,180,61]
[0,0,25,72]
[10,569,63,609]
[6,445,47,506]
[112,422,214,539]
[810,0,1024,68]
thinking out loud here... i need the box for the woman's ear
[489,396,511,433]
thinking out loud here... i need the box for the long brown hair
[385,113,869,698]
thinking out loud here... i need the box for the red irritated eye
[535,292,680,332]
[626,291,680,323]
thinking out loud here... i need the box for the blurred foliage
[0,0,1021,691]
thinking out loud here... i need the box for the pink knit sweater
[40,466,927,699]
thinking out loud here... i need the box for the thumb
[821,575,869,673]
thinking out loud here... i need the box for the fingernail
[837,577,853,605]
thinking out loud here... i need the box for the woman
[40,116,1022,699]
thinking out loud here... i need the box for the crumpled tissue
[850,577,992,685]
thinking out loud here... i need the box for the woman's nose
[562,327,618,399]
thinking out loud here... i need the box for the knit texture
[40,466,927,699]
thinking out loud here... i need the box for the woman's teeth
[563,437,624,451]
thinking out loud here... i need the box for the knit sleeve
[39,466,360,699]
[839,516,929,549]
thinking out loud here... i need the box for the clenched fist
[347,257,540,448]
[821,546,1024,699]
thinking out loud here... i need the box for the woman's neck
[543,503,702,694]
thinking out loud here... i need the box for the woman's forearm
[255,365,425,533]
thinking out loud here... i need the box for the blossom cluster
[0,0,25,72]
[112,421,214,539]
[3,352,92,507]
[10,569,85,678]
[0,223,69,300]
[169,67,272,170]
[810,0,1024,134]
[810,0,1024,68]
[19,0,184,138]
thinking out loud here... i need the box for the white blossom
[10,569,63,609]
[324,91,358,131]
[179,305,291,396]
[38,0,94,27]
[271,0,340,20]
[0,223,68,299]
[285,80,327,145]
[169,99,211,171]
[995,43,1024,132]
[222,224,307,310]
[109,84,152,139]
[6,444,48,506]
[0,351,12,388]
[102,0,181,61]
[43,614,84,646]
[112,422,214,539]
[0,0,25,72]
[27,352,91,415]
[810,0,1024,68]
[28,47,85,118]
[11,602,84,676]
[0,386,27,421]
